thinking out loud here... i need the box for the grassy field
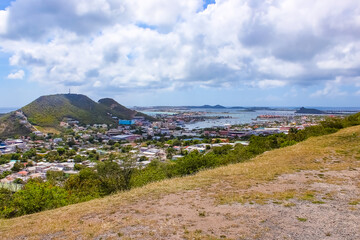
[34,126,61,135]
[1,126,360,239]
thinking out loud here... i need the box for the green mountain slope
[98,98,136,118]
[98,98,155,121]
[21,94,115,127]
[0,94,153,137]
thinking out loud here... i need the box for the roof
[18,171,28,176]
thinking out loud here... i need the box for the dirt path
[77,168,360,240]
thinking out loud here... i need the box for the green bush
[5,179,69,217]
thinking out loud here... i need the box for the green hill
[98,98,155,121]
[295,107,325,114]
[1,126,360,239]
[21,94,116,127]
[0,94,153,137]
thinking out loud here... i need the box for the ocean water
[183,109,295,129]
[142,107,360,130]
[0,107,18,114]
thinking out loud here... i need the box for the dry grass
[1,126,360,239]
[35,126,60,134]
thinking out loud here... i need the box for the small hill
[0,94,153,137]
[1,126,360,239]
[296,107,325,114]
[190,104,226,109]
[98,98,136,118]
[99,98,155,121]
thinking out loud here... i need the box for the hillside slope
[0,113,32,138]
[99,98,155,121]
[21,94,130,127]
[0,94,154,137]
[1,126,360,239]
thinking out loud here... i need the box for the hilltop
[0,94,153,137]
[1,125,359,239]
[296,107,325,114]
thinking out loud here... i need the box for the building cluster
[0,112,327,189]
[0,161,79,184]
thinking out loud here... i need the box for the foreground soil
[1,126,360,239]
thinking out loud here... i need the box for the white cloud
[316,42,360,70]
[127,0,202,28]
[7,70,25,79]
[0,10,9,34]
[249,80,287,89]
[256,57,304,78]
[311,77,347,97]
[0,0,359,96]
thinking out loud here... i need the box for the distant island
[295,107,325,114]
[189,104,226,109]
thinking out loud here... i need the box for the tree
[174,150,203,176]
[45,151,61,162]
[74,155,84,163]
[117,155,137,190]
[46,171,66,186]
[74,163,85,171]
[67,149,77,157]
[10,153,21,160]
[139,156,148,162]
[57,148,66,156]
[64,168,101,202]
[0,188,13,218]
[10,178,68,217]
[166,147,176,159]
[130,160,168,188]
[0,171,11,179]
[67,139,76,148]
[11,162,24,172]
[23,148,37,160]
[96,161,125,195]
[13,178,24,184]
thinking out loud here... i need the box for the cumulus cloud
[249,80,287,89]
[311,77,348,97]
[7,70,25,79]
[0,10,8,34]
[0,0,359,96]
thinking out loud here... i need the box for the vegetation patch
[296,217,308,222]
[348,200,360,205]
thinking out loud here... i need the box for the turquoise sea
[142,107,360,130]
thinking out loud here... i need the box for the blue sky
[0,0,360,108]
[0,1,12,10]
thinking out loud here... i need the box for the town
[0,109,328,190]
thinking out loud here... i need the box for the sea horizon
[1,106,360,115]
